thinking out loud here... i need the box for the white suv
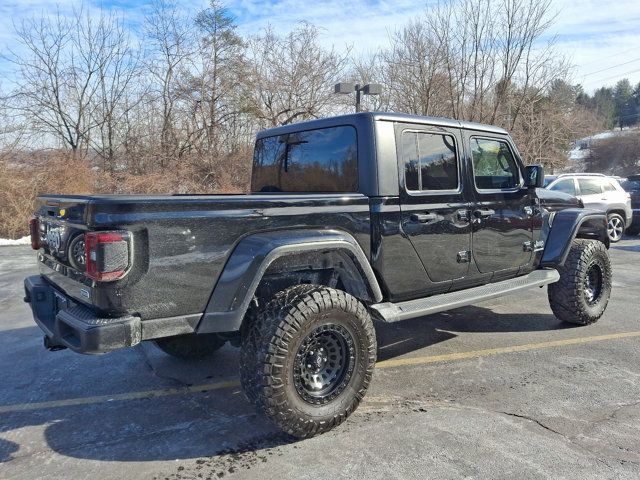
[546,173,633,242]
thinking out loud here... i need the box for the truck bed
[34,193,371,320]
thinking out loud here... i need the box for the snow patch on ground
[0,236,30,246]
[589,131,617,141]
[564,128,635,173]
[565,145,590,173]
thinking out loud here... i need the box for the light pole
[334,82,382,112]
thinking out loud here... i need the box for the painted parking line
[0,380,241,414]
[1,331,639,414]
[375,331,640,368]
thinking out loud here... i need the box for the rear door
[466,134,533,278]
[576,177,607,211]
[396,124,472,293]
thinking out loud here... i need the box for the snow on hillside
[0,236,30,246]
[565,129,633,173]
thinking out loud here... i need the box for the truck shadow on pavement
[375,305,571,361]
[1,305,567,467]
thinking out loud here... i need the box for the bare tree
[144,0,194,166]
[247,23,350,127]
[6,6,135,159]
[183,0,247,157]
[92,17,142,172]
[0,86,27,161]
[381,20,449,116]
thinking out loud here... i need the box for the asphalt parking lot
[1,238,640,479]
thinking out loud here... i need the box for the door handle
[474,209,495,218]
[410,212,437,223]
[456,209,471,221]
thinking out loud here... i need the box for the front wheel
[548,239,612,325]
[607,213,625,243]
[240,285,376,438]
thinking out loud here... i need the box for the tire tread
[240,285,376,438]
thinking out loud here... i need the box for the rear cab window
[251,126,357,193]
[470,137,521,190]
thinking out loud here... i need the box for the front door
[466,134,533,277]
[397,124,472,294]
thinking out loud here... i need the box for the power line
[582,57,640,77]
[579,46,640,68]
[589,67,640,85]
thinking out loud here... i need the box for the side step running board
[370,269,560,323]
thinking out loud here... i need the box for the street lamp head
[334,81,382,113]
[334,82,356,94]
[362,83,382,96]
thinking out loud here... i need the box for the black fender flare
[196,229,383,333]
[540,208,609,268]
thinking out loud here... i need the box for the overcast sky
[1,0,639,93]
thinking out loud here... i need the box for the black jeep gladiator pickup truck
[25,112,612,438]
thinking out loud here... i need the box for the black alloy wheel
[293,323,355,405]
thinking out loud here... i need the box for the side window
[251,126,357,193]
[578,178,602,195]
[549,178,576,195]
[471,138,520,190]
[401,131,458,192]
[602,180,616,193]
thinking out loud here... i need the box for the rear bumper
[25,275,203,354]
[24,275,141,354]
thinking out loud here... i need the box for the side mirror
[525,165,544,188]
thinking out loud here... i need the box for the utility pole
[334,82,382,112]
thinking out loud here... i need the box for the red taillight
[84,231,131,282]
[29,217,40,250]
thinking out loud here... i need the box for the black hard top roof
[256,111,508,139]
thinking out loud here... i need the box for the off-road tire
[606,213,625,243]
[240,285,376,438]
[548,239,611,325]
[154,333,226,359]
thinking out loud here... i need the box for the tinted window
[578,178,602,195]
[402,131,419,191]
[251,126,357,192]
[402,131,458,191]
[549,178,576,195]
[471,138,519,190]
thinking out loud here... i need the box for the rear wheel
[154,333,226,359]
[548,239,611,325]
[606,213,625,242]
[240,285,376,438]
